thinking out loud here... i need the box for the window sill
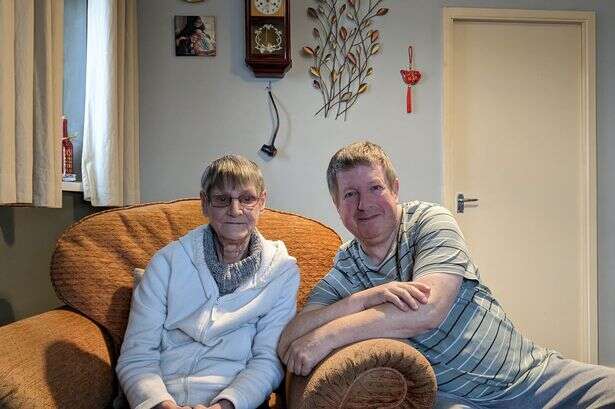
[62,181,83,192]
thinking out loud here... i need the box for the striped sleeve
[306,270,344,306]
[306,246,353,306]
[412,205,475,280]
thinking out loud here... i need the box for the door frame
[442,7,597,363]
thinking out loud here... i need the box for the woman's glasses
[208,193,260,209]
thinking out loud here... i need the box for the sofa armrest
[285,338,436,409]
[0,307,116,409]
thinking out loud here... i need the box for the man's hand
[282,328,332,376]
[355,281,431,311]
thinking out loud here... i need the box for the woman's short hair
[200,155,265,197]
[326,141,398,202]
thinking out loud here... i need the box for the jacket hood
[178,225,296,295]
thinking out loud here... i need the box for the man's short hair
[200,154,265,197]
[326,141,398,202]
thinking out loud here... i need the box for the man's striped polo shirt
[307,201,553,402]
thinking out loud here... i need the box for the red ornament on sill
[61,116,74,177]
[400,46,421,113]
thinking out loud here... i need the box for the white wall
[139,0,443,236]
[138,0,615,365]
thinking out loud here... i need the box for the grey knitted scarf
[202,225,263,296]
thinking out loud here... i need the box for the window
[62,0,87,190]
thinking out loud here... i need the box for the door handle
[457,193,479,213]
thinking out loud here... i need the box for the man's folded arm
[277,292,363,358]
[283,272,462,375]
[326,273,460,339]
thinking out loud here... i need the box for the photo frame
[174,15,216,57]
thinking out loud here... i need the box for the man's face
[334,164,400,245]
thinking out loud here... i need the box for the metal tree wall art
[302,0,388,120]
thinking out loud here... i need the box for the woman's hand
[194,399,235,409]
[153,401,190,409]
[355,281,431,311]
[155,399,234,409]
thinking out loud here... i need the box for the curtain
[82,0,139,207]
[0,0,64,207]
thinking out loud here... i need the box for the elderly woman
[117,155,300,409]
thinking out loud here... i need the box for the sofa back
[50,199,341,349]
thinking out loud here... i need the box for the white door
[443,9,596,362]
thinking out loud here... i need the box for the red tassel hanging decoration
[400,46,421,113]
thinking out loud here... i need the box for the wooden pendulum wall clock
[245,0,291,78]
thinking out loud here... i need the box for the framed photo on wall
[174,16,216,56]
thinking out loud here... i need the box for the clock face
[251,22,285,55]
[254,0,282,15]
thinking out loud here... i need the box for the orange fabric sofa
[0,199,436,409]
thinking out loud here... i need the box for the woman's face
[201,184,266,245]
[193,17,204,29]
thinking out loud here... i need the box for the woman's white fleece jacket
[116,225,300,409]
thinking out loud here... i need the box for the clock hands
[256,0,280,15]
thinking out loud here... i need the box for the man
[278,141,615,408]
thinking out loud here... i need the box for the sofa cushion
[286,338,437,409]
[0,308,115,409]
[50,198,341,351]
